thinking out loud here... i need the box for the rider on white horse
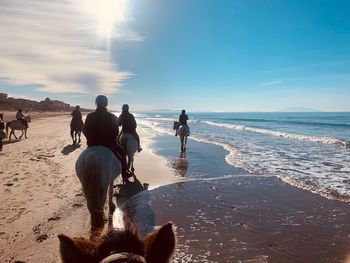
[175,109,190,136]
[83,95,132,180]
[117,104,142,152]
[16,109,28,129]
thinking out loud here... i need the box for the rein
[100,252,146,263]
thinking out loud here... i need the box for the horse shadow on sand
[61,144,81,155]
[3,139,21,145]
[113,176,155,235]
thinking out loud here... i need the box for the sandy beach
[0,112,181,262]
[1,113,350,262]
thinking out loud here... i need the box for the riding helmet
[122,104,129,111]
[95,95,108,107]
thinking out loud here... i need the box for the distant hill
[278,107,321,112]
[0,93,90,112]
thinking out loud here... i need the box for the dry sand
[0,112,181,263]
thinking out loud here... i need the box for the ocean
[136,111,350,202]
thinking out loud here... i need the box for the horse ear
[143,222,176,263]
[58,234,96,263]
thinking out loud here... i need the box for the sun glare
[83,0,128,39]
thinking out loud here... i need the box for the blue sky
[0,0,349,111]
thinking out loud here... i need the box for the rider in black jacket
[117,104,142,152]
[83,95,132,179]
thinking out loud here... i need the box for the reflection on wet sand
[113,176,155,234]
[171,152,188,178]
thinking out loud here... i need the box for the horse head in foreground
[6,115,31,140]
[58,218,176,263]
[75,146,122,229]
[119,133,138,173]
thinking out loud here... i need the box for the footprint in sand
[48,216,61,222]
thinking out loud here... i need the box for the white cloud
[0,0,140,94]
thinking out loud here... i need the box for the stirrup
[122,170,133,179]
[138,147,142,152]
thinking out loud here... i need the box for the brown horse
[70,119,84,145]
[6,115,31,140]
[58,218,176,263]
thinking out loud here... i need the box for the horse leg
[130,157,135,174]
[108,182,116,215]
[24,128,27,139]
[70,130,75,145]
[78,132,81,144]
[180,137,184,153]
[13,130,18,139]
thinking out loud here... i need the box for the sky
[0,0,350,112]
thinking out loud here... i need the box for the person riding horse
[175,109,190,136]
[70,105,84,144]
[83,95,132,180]
[16,109,28,129]
[0,113,5,151]
[71,105,82,126]
[117,104,142,152]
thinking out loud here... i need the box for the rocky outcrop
[0,93,84,111]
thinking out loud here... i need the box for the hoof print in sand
[48,216,61,222]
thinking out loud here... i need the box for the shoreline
[1,113,350,262]
[131,128,350,262]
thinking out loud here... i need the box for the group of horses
[3,113,182,262]
[60,120,190,262]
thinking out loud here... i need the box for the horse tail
[5,122,10,137]
[83,152,102,215]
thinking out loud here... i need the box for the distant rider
[70,105,83,138]
[83,95,132,180]
[71,105,82,123]
[117,104,142,152]
[0,113,5,151]
[176,109,189,136]
[16,109,28,128]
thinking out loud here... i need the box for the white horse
[119,133,138,173]
[6,115,31,140]
[174,121,190,153]
[75,146,122,229]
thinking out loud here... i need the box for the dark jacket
[117,111,137,133]
[83,108,118,147]
[179,114,188,126]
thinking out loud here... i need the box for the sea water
[136,112,350,201]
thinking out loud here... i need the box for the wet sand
[118,133,350,262]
